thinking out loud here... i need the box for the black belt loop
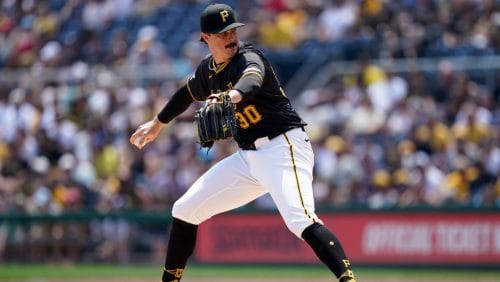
[241,143,256,150]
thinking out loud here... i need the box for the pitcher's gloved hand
[194,92,238,148]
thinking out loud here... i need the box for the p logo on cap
[220,10,230,22]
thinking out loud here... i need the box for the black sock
[162,217,198,282]
[301,223,355,280]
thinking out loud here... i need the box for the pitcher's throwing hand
[129,117,164,149]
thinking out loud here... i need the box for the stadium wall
[1,209,499,267]
[196,210,500,267]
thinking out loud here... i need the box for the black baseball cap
[200,3,245,35]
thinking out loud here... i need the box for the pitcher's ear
[199,32,208,43]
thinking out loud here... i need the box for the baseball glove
[194,92,238,148]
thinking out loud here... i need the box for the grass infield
[0,263,499,281]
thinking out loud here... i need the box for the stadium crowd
[0,0,499,262]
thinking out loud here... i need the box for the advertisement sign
[195,212,500,265]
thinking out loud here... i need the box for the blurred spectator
[105,28,129,65]
[127,25,166,66]
[32,4,59,42]
[38,40,62,66]
[81,0,114,32]
[257,1,309,50]
[316,0,359,43]
[126,24,173,85]
[4,16,39,67]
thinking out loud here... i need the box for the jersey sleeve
[233,51,266,100]
[156,84,194,124]
[186,61,210,101]
[156,59,210,123]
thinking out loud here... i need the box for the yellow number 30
[235,105,262,129]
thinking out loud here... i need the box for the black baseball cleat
[339,269,356,282]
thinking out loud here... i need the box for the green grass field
[0,264,499,282]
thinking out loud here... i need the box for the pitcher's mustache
[225,42,237,48]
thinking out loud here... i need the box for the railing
[285,55,500,98]
[2,55,499,99]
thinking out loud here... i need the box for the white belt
[254,135,272,149]
[253,127,304,149]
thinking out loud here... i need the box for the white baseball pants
[172,127,322,238]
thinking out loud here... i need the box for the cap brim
[217,22,245,33]
[199,23,245,42]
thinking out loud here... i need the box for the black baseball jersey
[186,42,306,147]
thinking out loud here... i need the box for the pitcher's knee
[171,201,201,225]
[286,219,322,238]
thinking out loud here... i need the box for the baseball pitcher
[130,3,356,282]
